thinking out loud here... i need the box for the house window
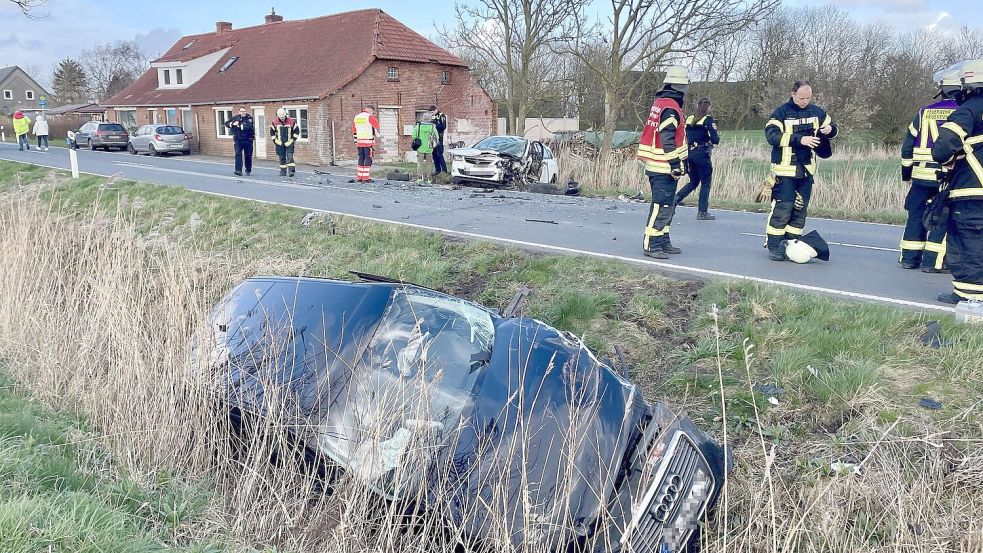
[163,70,171,85]
[25,90,34,100]
[216,109,234,137]
[219,57,239,73]
[149,109,158,124]
[116,109,137,132]
[387,66,398,81]
[415,110,430,123]
[285,107,309,139]
[440,70,451,85]
[176,69,183,85]
[3,90,11,99]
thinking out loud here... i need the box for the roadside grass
[0,368,228,553]
[1,159,981,551]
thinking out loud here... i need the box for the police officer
[637,66,690,259]
[764,81,837,261]
[899,67,961,272]
[225,106,255,176]
[431,105,448,176]
[270,107,300,177]
[674,97,720,220]
[931,59,983,304]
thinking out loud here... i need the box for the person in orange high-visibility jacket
[637,65,690,259]
[352,106,380,182]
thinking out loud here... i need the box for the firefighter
[431,105,448,176]
[674,97,720,220]
[270,107,300,177]
[637,65,690,259]
[764,81,837,261]
[352,105,380,182]
[899,66,961,272]
[931,58,983,304]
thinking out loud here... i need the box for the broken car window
[473,136,527,157]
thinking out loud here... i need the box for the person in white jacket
[33,114,49,151]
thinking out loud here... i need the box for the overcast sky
[1,0,980,87]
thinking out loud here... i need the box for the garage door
[377,107,399,162]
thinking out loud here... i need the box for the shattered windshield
[474,136,527,157]
[316,287,495,494]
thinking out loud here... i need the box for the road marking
[738,232,898,252]
[0,154,953,313]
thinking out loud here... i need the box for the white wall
[494,117,579,140]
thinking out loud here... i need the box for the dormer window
[176,69,183,85]
[163,70,171,85]
[219,56,239,73]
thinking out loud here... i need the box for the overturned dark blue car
[204,274,728,552]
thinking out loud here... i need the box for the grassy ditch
[0,159,980,552]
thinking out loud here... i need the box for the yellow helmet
[960,58,983,89]
[663,65,690,86]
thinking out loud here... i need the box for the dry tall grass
[559,140,907,218]
[0,187,980,552]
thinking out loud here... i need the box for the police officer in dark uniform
[674,97,720,220]
[899,67,960,272]
[764,81,837,261]
[225,106,255,176]
[431,105,448,176]
[931,59,983,304]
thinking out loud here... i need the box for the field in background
[0,160,980,552]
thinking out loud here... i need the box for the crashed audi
[202,274,728,551]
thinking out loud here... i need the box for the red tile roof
[105,9,467,107]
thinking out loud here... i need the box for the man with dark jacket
[431,105,448,176]
[271,107,300,177]
[764,81,837,261]
[931,59,983,304]
[225,106,255,176]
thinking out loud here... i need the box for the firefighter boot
[279,168,287,177]
[697,212,715,221]
[662,242,682,254]
[644,249,669,260]
[288,168,296,177]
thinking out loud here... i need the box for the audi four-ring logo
[652,473,683,522]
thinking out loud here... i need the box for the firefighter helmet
[663,66,690,86]
[934,63,963,95]
[276,107,287,119]
[960,58,983,90]
[784,240,816,263]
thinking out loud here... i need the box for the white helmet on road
[784,240,817,263]
[276,107,287,118]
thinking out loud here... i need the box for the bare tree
[80,41,148,102]
[443,0,587,135]
[8,0,46,17]
[562,0,778,156]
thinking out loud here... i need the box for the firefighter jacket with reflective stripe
[765,100,837,178]
[901,99,957,184]
[685,114,719,148]
[352,111,379,147]
[932,94,983,200]
[270,117,299,147]
[637,93,687,174]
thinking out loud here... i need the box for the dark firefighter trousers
[900,181,946,269]
[947,200,983,301]
[276,143,296,176]
[674,147,713,212]
[643,172,677,251]
[234,140,253,174]
[766,175,812,252]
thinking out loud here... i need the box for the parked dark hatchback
[203,276,728,552]
[73,121,130,151]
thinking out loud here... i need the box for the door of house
[253,107,266,159]
[377,107,399,162]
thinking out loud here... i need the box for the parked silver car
[128,125,191,156]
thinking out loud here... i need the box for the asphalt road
[0,143,956,313]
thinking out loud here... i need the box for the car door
[77,122,93,145]
[541,145,558,183]
[131,125,148,152]
[526,141,545,182]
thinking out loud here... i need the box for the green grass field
[1,159,980,551]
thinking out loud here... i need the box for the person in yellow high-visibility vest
[352,105,380,182]
[270,107,300,177]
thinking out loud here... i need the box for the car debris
[204,275,729,551]
[448,136,559,189]
[525,219,558,225]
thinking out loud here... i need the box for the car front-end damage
[201,276,728,551]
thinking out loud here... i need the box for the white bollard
[69,147,79,179]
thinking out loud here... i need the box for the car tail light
[154,134,163,141]
[185,133,193,140]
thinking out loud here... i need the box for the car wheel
[87,139,95,151]
[181,150,191,156]
[127,143,137,154]
[149,144,159,157]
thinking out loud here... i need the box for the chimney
[264,8,283,24]
[215,21,232,33]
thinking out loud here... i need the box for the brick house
[103,9,496,165]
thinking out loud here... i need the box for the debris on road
[919,397,943,410]
[525,219,558,225]
[754,383,786,396]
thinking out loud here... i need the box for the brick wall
[106,60,496,165]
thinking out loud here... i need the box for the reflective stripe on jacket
[352,111,379,147]
[901,99,957,183]
[765,99,837,177]
[932,94,983,200]
[270,117,299,146]
[637,96,687,174]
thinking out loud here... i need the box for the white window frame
[3,90,11,99]
[148,108,158,124]
[214,107,234,138]
[175,68,183,85]
[282,104,310,141]
[163,69,171,86]
[440,70,451,85]
[115,108,138,132]
[387,66,398,81]
[25,90,34,100]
